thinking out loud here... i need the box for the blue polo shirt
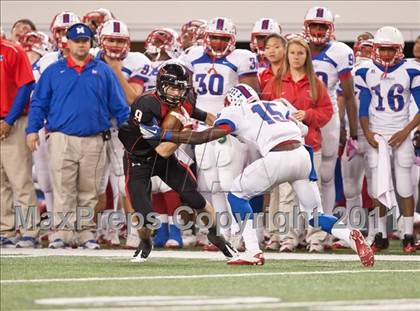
[26,56,129,136]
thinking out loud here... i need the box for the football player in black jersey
[118,60,238,262]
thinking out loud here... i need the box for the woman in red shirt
[262,37,332,153]
[258,33,286,91]
[262,37,333,253]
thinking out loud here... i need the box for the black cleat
[402,234,416,253]
[131,238,153,262]
[371,233,389,253]
[207,229,239,259]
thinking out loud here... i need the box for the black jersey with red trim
[118,89,207,159]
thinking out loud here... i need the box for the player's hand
[346,137,359,160]
[104,55,123,71]
[0,121,12,140]
[388,128,410,148]
[139,118,162,140]
[26,133,40,152]
[292,110,306,121]
[339,127,347,146]
[171,107,192,128]
[365,130,379,149]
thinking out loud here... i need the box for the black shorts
[123,152,206,221]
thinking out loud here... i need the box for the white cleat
[227,251,265,266]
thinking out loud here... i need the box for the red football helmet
[18,31,53,56]
[179,19,207,49]
[145,28,182,61]
[83,8,115,32]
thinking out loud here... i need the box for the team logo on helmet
[225,84,259,107]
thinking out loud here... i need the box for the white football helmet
[250,18,282,54]
[83,8,115,32]
[225,84,259,107]
[99,19,130,59]
[144,28,182,61]
[303,6,334,45]
[18,31,53,56]
[49,11,81,49]
[204,17,236,57]
[372,26,404,67]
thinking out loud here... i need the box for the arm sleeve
[128,53,151,84]
[4,82,34,125]
[106,67,130,127]
[336,43,354,82]
[358,87,372,117]
[407,68,420,111]
[304,80,333,128]
[213,107,240,133]
[26,69,52,134]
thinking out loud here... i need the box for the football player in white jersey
[140,84,375,267]
[357,26,420,253]
[143,28,183,91]
[180,17,260,244]
[95,19,151,247]
[338,34,377,247]
[250,18,281,75]
[16,31,53,247]
[304,7,359,216]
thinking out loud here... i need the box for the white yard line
[1,248,420,261]
[2,269,420,285]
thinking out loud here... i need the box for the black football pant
[123,152,206,224]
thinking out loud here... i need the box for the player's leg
[320,112,340,214]
[33,127,54,215]
[159,155,238,259]
[123,155,155,262]
[341,148,365,225]
[394,137,416,252]
[215,136,248,239]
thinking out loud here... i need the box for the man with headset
[26,23,129,249]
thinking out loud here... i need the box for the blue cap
[66,23,93,41]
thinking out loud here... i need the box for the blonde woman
[263,37,333,252]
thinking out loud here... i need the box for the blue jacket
[26,57,129,136]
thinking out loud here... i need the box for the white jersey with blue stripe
[181,46,258,114]
[355,59,420,136]
[143,60,164,92]
[38,51,64,79]
[91,50,151,85]
[214,100,303,156]
[312,41,354,112]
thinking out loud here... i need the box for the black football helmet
[156,60,190,107]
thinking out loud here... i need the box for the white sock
[242,219,260,252]
[44,192,54,213]
[403,216,414,236]
[321,180,335,215]
[378,216,387,238]
[331,223,356,252]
